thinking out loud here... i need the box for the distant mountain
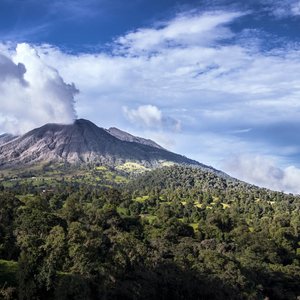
[0,119,210,170]
[107,127,164,150]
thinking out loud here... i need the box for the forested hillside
[0,166,299,300]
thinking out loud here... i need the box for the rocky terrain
[0,119,206,169]
[107,127,164,149]
[0,133,17,145]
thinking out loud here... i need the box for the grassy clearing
[134,195,149,203]
[0,164,130,189]
[189,223,199,232]
[221,203,230,209]
[95,166,107,171]
[114,175,127,184]
[249,227,255,232]
[194,201,202,208]
[159,161,175,167]
[116,162,149,173]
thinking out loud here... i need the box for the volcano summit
[0,119,206,170]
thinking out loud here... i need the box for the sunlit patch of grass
[0,164,130,189]
[116,162,149,173]
[189,223,199,232]
[95,166,107,171]
[194,201,202,208]
[249,227,254,232]
[115,175,128,184]
[159,161,175,167]
[134,195,149,203]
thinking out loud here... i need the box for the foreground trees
[0,166,299,299]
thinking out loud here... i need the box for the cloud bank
[0,43,77,134]
[223,154,300,194]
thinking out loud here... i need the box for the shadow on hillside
[54,263,242,300]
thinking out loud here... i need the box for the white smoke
[0,43,78,134]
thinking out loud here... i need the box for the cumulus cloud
[0,54,27,84]
[123,105,181,131]
[123,105,161,127]
[223,154,300,194]
[115,11,242,55]
[0,43,78,134]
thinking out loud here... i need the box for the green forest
[0,165,299,300]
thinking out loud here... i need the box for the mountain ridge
[0,133,18,146]
[0,119,213,171]
[106,127,164,150]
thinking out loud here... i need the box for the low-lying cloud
[0,43,78,134]
[223,154,300,194]
[123,105,181,131]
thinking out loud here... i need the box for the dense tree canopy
[0,165,299,299]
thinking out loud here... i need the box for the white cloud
[0,43,78,134]
[115,11,242,55]
[123,105,181,131]
[37,38,300,133]
[123,105,162,127]
[223,154,300,194]
[291,1,300,15]
[262,0,300,17]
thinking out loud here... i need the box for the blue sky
[1,0,300,193]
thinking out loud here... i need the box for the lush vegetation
[0,165,299,299]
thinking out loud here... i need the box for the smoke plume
[0,43,78,134]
